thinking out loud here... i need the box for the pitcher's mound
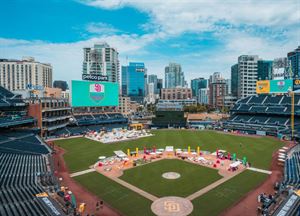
[162,172,181,179]
[151,196,193,216]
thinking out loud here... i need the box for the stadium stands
[72,112,128,126]
[0,152,63,216]
[0,131,51,155]
[52,123,128,137]
[223,94,300,137]
[0,86,35,128]
[284,146,300,189]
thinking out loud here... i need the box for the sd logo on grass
[89,83,105,103]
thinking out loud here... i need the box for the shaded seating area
[72,112,128,126]
[0,152,61,216]
[223,94,300,138]
[0,132,51,155]
[284,149,300,189]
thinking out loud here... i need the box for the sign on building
[256,80,270,94]
[82,74,108,81]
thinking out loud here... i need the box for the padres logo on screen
[89,83,105,103]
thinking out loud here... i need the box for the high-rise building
[53,80,68,91]
[191,78,208,97]
[157,79,163,95]
[209,72,227,108]
[121,62,146,103]
[82,43,119,82]
[161,88,192,100]
[0,57,52,91]
[225,79,231,96]
[148,74,158,94]
[165,63,185,88]
[231,64,238,97]
[198,88,209,105]
[273,58,288,80]
[146,83,157,104]
[257,60,273,80]
[287,46,300,79]
[237,55,258,99]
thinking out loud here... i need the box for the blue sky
[0,0,299,84]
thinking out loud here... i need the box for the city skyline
[0,0,299,83]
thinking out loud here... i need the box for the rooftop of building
[0,56,51,66]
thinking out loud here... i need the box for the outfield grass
[55,130,283,172]
[191,170,267,216]
[74,172,155,216]
[120,159,222,197]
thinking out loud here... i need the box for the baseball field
[55,130,283,216]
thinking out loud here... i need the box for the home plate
[151,196,193,216]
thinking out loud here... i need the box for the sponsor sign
[270,79,293,93]
[293,79,300,91]
[256,80,270,94]
[82,74,108,81]
[26,84,44,90]
[71,80,119,107]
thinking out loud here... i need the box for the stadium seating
[224,94,300,137]
[0,133,50,155]
[53,123,128,137]
[0,152,59,216]
[247,95,266,104]
[284,147,300,189]
[0,86,35,128]
[0,86,15,98]
[72,112,128,126]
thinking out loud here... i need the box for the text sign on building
[82,74,108,81]
[71,80,119,107]
[26,84,44,90]
[269,79,293,93]
[293,79,300,91]
[256,80,270,94]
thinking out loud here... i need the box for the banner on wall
[256,80,270,94]
[293,79,300,91]
[269,79,293,93]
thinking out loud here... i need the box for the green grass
[56,130,278,216]
[74,172,155,216]
[120,159,222,197]
[55,130,283,172]
[190,170,267,216]
[73,169,267,216]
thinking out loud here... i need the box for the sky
[0,0,299,84]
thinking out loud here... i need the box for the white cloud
[0,31,166,83]
[80,0,300,35]
[86,22,120,35]
[1,0,299,86]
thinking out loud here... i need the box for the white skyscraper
[82,43,119,82]
[0,57,52,91]
[165,63,185,88]
[237,55,259,99]
[198,88,209,104]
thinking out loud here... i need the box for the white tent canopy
[114,150,127,158]
[230,161,241,168]
[165,146,174,152]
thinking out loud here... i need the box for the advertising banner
[256,80,270,94]
[269,79,293,93]
[293,79,300,91]
[71,80,119,107]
